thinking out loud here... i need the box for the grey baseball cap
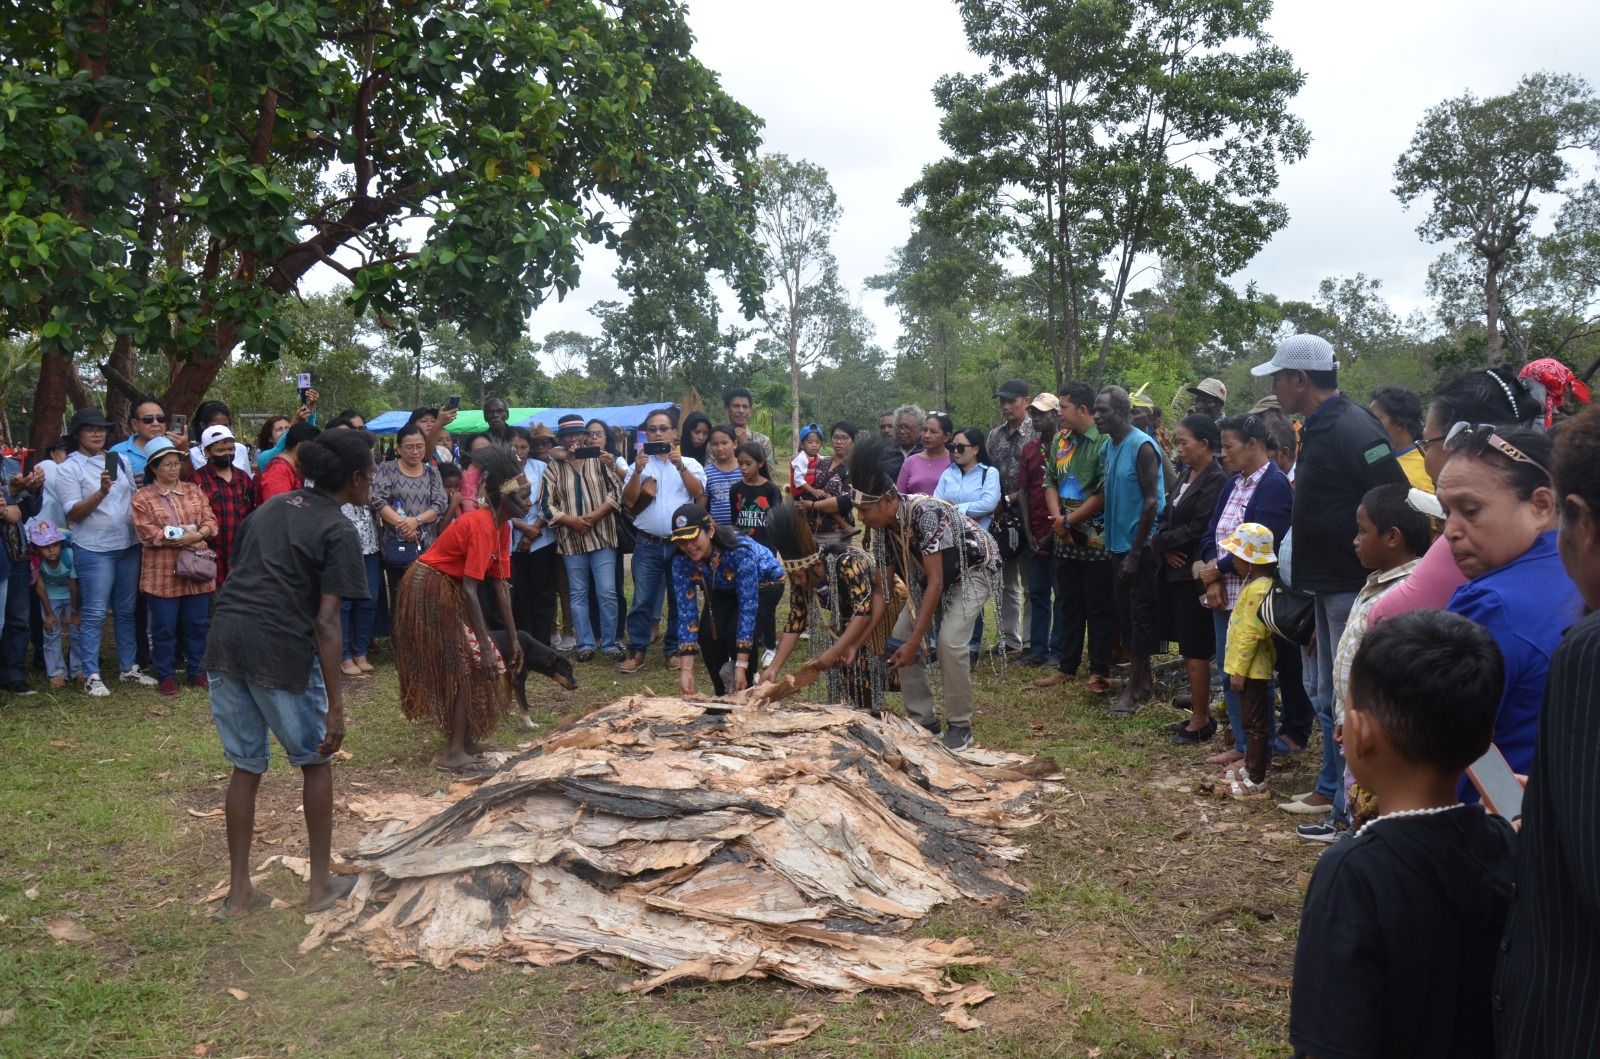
[1250,333,1338,377]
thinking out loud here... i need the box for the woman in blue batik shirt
[668,503,784,696]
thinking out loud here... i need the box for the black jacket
[1149,458,1227,582]
[1291,394,1409,593]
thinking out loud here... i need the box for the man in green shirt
[1034,381,1114,694]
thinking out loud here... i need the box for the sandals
[1225,766,1269,801]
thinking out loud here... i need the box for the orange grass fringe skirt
[394,562,510,742]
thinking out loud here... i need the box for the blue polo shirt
[1448,531,1584,785]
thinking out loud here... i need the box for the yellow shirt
[1225,575,1276,680]
[1398,447,1434,494]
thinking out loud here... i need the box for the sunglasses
[136,415,168,425]
[948,444,973,453]
[1442,421,1551,479]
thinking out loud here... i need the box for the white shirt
[26,460,70,535]
[190,444,254,477]
[519,458,558,553]
[624,456,707,538]
[52,451,138,552]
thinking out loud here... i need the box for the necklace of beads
[1351,802,1469,841]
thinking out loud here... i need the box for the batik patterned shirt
[671,536,785,653]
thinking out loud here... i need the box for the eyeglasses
[136,415,168,425]
[644,424,673,434]
[948,444,973,453]
[1415,431,1450,455]
[831,434,852,442]
[1443,421,1551,479]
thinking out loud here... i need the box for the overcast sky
[522,0,1600,365]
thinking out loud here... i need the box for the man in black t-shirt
[1291,611,1513,1059]
[1254,334,1407,836]
[203,455,372,921]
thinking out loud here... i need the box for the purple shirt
[896,452,952,497]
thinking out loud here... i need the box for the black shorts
[1110,548,1160,657]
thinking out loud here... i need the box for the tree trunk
[1484,255,1504,367]
[787,330,801,453]
[161,325,237,422]
[29,350,77,451]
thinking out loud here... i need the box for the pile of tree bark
[302,696,1060,1017]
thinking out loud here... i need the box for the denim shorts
[206,660,329,774]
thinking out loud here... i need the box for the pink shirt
[896,452,952,497]
[1367,534,1465,625]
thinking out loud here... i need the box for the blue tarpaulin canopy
[364,402,668,436]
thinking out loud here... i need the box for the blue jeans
[340,553,382,660]
[41,599,80,679]
[563,548,619,653]
[1214,607,1276,756]
[147,593,210,680]
[1026,551,1066,660]
[625,536,679,659]
[74,544,141,677]
[1311,590,1358,822]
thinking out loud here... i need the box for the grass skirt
[394,562,510,742]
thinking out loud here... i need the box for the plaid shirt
[131,481,218,597]
[1213,462,1269,609]
[193,464,256,585]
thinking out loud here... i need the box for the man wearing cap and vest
[987,379,1035,654]
[192,425,257,587]
[1252,334,1408,838]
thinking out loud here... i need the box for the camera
[644,442,672,456]
[163,526,185,541]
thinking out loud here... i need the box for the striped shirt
[539,456,622,555]
[1494,610,1600,1057]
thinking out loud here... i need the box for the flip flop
[210,889,274,923]
[305,874,357,914]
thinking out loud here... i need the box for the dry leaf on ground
[23,887,38,900]
[747,1014,825,1050]
[226,987,249,1001]
[186,808,225,820]
[45,917,94,944]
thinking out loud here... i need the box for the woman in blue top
[1439,424,1583,785]
[668,503,784,697]
[934,428,1001,529]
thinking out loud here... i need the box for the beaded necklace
[1351,802,1469,841]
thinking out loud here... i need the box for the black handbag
[381,533,422,570]
[1259,578,1315,645]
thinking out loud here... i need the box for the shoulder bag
[1259,578,1315,645]
[156,491,218,583]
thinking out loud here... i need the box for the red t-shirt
[419,506,510,582]
[254,456,303,506]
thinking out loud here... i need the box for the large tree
[910,0,1308,384]
[1394,72,1600,366]
[1,0,764,448]
[753,153,850,443]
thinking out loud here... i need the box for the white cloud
[524,0,1600,362]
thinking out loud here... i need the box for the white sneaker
[120,666,158,686]
[85,675,111,697]
[555,634,576,652]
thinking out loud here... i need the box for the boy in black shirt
[1290,609,1514,1059]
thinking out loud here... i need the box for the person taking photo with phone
[618,408,705,676]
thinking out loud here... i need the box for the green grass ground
[0,619,1323,1058]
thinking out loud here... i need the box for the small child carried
[28,521,79,688]
[1219,521,1277,799]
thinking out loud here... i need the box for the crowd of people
[2,338,1598,1055]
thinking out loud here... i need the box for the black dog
[488,629,577,712]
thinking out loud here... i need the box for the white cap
[1250,333,1338,377]
[201,425,236,450]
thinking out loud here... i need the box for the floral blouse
[807,455,854,533]
[671,536,785,653]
